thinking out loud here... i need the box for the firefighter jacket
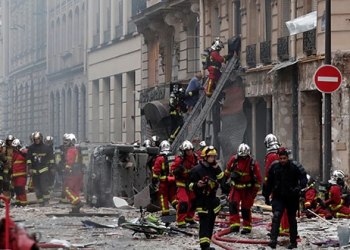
[4,146,13,175]
[65,146,79,174]
[12,149,27,178]
[224,155,262,193]
[326,184,344,212]
[209,50,227,69]
[169,94,186,117]
[152,153,176,182]
[171,154,199,188]
[303,186,319,209]
[188,161,224,209]
[0,152,7,180]
[263,152,279,185]
[26,142,54,174]
[263,160,307,199]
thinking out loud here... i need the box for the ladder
[171,57,238,152]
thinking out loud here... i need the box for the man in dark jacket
[188,145,225,250]
[263,148,307,249]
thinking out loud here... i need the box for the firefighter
[168,88,187,143]
[152,140,177,216]
[27,132,54,206]
[205,38,232,97]
[224,143,262,234]
[3,134,15,200]
[302,174,332,219]
[0,140,7,200]
[27,132,36,193]
[11,139,28,206]
[171,140,199,228]
[62,133,84,213]
[188,145,224,250]
[263,134,289,235]
[56,134,70,203]
[263,147,307,249]
[44,136,56,190]
[325,170,350,218]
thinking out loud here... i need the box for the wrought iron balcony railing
[303,29,316,56]
[277,36,289,61]
[260,41,271,65]
[246,44,256,68]
[132,0,147,16]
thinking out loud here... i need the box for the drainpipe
[200,0,206,141]
[291,0,299,160]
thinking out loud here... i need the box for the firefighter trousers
[176,186,195,226]
[205,67,221,97]
[33,171,50,203]
[63,172,83,206]
[12,176,28,206]
[158,181,177,215]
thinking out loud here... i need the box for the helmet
[199,141,206,149]
[63,133,76,146]
[237,143,250,157]
[181,140,194,151]
[151,135,160,147]
[264,134,279,148]
[211,38,224,51]
[33,132,43,141]
[44,136,54,146]
[307,174,315,186]
[201,145,217,157]
[159,140,171,152]
[12,139,22,149]
[29,132,36,143]
[332,170,345,181]
[0,140,5,147]
[6,134,15,141]
[143,139,151,147]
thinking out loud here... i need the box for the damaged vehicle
[83,143,160,208]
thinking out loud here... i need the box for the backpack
[201,48,212,70]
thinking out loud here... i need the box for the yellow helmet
[201,145,217,157]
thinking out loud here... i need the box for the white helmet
[264,134,279,148]
[151,135,160,147]
[332,170,345,181]
[159,140,171,152]
[211,38,224,51]
[12,138,22,149]
[143,139,151,147]
[44,136,54,146]
[237,143,250,157]
[181,140,194,151]
[63,133,76,146]
[307,174,315,186]
[199,141,206,149]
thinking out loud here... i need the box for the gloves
[264,196,271,206]
[224,54,233,61]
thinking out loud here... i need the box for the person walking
[188,145,225,250]
[263,147,307,249]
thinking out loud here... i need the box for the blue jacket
[185,77,204,106]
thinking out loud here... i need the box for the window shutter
[265,0,272,41]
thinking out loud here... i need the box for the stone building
[86,0,142,144]
[134,0,350,177]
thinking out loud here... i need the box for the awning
[143,101,168,123]
[268,60,299,74]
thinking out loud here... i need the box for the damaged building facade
[135,0,350,177]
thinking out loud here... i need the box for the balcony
[277,36,289,61]
[303,29,316,56]
[246,44,256,68]
[260,41,271,65]
[132,0,147,16]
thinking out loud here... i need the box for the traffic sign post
[313,65,342,93]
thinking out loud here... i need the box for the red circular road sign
[313,65,342,93]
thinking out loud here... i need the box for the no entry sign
[313,65,342,93]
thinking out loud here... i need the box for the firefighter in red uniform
[11,139,28,206]
[62,133,84,213]
[263,134,289,234]
[205,38,232,97]
[27,132,54,206]
[189,146,225,250]
[152,140,177,216]
[224,143,262,234]
[171,140,199,228]
[325,170,350,218]
[302,174,332,219]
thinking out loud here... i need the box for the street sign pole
[323,0,331,182]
